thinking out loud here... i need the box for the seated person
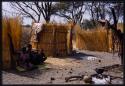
[26,44,47,65]
[26,44,37,65]
[36,49,47,65]
[18,47,33,69]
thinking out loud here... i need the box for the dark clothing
[17,50,33,69]
[28,51,47,65]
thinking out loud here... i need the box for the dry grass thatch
[75,25,113,52]
[31,23,72,56]
[2,17,22,69]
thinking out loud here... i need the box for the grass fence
[2,17,22,69]
[31,23,72,56]
[75,25,113,52]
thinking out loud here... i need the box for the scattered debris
[69,71,72,74]
[98,60,101,63]
[51,77,55,81]
[95,68,104,74]
[83,75,92,84]
[97,64,122,72]
[48,81,52,84]
[65,75,84,82]
[3,50,123,84]
[111,78,123,84]
[59,68,63,70]
[91,74,111,84]
[87,56,98,61]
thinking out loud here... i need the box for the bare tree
[87,2,123,23]
[54,2,87,25]
[10,2,57,23]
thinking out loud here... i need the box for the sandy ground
[2,48,123,85]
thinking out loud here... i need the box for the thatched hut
[30,23,72,56]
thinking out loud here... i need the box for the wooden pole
[53,28,56,56]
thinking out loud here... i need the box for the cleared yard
[2,49,123,84]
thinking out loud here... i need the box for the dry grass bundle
[2,17,11,69]
[8,17,22,50]
[2,16,22,69]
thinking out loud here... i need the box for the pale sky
[2,2,91,25]
[2,2,123,25]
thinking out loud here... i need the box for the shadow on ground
[3,50,96,79]
[51,50,96,60]
[68,50,96,60]
[3,63,54,80]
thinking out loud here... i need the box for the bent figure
[31,49,47,65]
[38,49,47,63]
[26,44,47,65]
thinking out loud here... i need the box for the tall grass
[2,17,11,69]
[2,16,22,69]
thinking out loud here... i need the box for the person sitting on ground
[26,44,37,65]
[26,44,47,65]
[36,49,47,65]
[18,47,33,69]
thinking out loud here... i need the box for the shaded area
[97,64,123,73]
[3,63,53,80]
[2,50,123,84]
[2,50,96,80]
[69,50,96,60]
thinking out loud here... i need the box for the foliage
[81,19,99,29]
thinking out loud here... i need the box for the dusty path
[2,50,123,85]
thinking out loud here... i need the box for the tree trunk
[45,16,50,23]
[111,8,117,29]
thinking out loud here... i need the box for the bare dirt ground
[2,48,123,85]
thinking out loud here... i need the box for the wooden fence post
[53,28,56,56]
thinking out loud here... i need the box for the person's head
[22,47,27,53]
[27,44,32,51]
